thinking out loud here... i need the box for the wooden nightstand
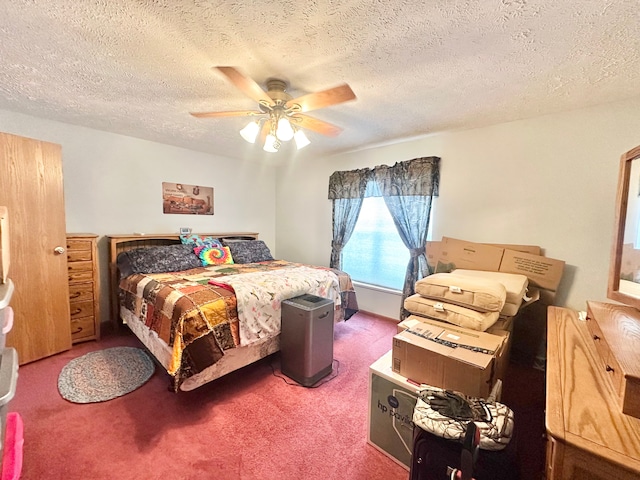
[66,234,100,343]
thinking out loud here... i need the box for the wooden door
[0,132,71,364]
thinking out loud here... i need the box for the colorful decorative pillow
[194,245,234,266]
[180,234,223,249]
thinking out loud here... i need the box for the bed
[107,233,358,392]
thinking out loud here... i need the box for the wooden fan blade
[215,66,273,105]
[190,110,263,118]
[292,114,343,137]
[286,84,356,113]
[259,119,272,144]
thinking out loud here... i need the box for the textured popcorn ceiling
[0,0,639,162]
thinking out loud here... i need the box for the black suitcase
[409,424,519,480]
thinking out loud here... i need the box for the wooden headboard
[107,232,259,329]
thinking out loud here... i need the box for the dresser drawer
[67,250,92,262]
[67,239,93,252]
[585,314,611,370]
[69,300,94,320]
[68,271,93,283]
[67,234,100,344]
[586,308,621,396]
[586,301,640,419]
[68,283,94,303]
[604,352,624,399]
[68,260,92,273]
[71,316,96,341]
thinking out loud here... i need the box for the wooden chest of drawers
[546,306,640,480]
[66,234,100,343]
[585,301,640,419]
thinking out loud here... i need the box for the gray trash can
[281,294,334,387]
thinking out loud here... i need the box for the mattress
[414,272,506,313]
[119,260,358,390]
[452,270,529,317]
[403,294,500,332]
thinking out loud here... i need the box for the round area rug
[58,347,155,404]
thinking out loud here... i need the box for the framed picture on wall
[162,182,214,215]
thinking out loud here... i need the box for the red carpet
[10,312,545,479]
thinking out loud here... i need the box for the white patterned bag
[412,385,515,451]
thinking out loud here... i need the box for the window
[341,197,434,290]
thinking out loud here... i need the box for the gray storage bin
[281,294,334,387]
[0,280,14,349]
[0,347,18,467]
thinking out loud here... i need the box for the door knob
[54,246,65,254]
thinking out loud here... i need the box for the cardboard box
[392,316,507,398]
[488,244,542,256]
[425,240,443,272]
[397,315,511,395]
[499,249,564,292]
[368,350,421,470]
[486,328,511,388]
[434,237,565,292]
[434,238,504,273]
[426,240,542,272]
[487,314,514,334]
[0,207,8,284]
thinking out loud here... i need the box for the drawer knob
[593,334,600,341]
[71,308,82,316]
[54,246,65,255]
[606,365,614,373]
[72,326,83,335]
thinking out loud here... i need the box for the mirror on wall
[608,144,640,310]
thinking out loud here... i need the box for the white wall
[0,110,277,324]
[3,95,639,324]
[275,96,640,317]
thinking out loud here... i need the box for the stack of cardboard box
[367,236,565,469]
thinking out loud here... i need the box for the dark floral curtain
[328,168,370,269]
[382,195,434,318]
[329,157,440,319]
[330,198,364,268]
[374,157,439,319]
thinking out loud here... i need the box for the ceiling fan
[190,67,356,152]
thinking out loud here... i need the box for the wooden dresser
[66,234,100,343]
[546,306,640,479]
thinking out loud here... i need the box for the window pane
[342,197,409,290]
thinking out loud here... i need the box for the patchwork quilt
[119,260,358,389]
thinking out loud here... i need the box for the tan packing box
[426,239,543,273]
[437,237,565,293]
[426,236,564,369]
[499,248,564,292]
[433,238,504,273]
[0,207,8,284]
[397,316,511,394]
[368,350,421,470]
[392,316,508,398]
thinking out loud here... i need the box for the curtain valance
[328,156,440,199]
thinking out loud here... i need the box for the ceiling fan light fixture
[294,129,311,149]
[263,133,280,153]
[239,121,260,143]
[192,67,355,154]
[276,117,294,141]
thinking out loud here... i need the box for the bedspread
[211,265,341,346]
[119,260,358,388]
